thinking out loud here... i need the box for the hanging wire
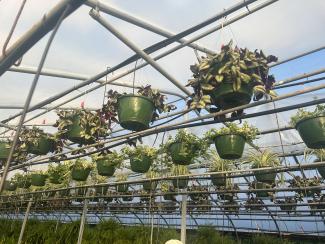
[102,66,110,106]
[132,60,139,95]
[2,0,27,66]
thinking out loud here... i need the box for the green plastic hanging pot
[214,134,246,159]
[295,116,325,149]
[130,156,152,173]
[31,173,48,186]
[317,165,325,179]
[71,168,91,181]
[254,169,277,184]
[0,142,10,161]
[4,181,17,191]
[169,142,193,165]
[163,194,176,201]
[172,177,188,189]
[96,160,115,176]
[142,181,157,191]
[27,137,55,155]
[117,94,155,131]
[210,173,227,186]
[209,83,253,110]
[66,115,95,144]
[116,184,128,193]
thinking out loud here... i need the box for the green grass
[0,219,322,244]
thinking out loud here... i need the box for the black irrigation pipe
[8,96,323,172]
[4,208,325,218]
[274,76,325,90]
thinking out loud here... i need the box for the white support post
[17,201,32,244]
[77,191,89,244]
[181,194,187,244]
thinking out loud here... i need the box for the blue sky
[0,0,323,155]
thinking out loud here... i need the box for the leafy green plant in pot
[4,179,17,192]
[100,86,176,132]
[290,105,325,149]
[93,151,124,176]
[0,139,28,166]
[122,145,157,173]
[161,181,176,201]
[47,161,71,184]
[250,181,273,198]
[205,122,258,159]
[249,150,280,184]
[187,40,277,111]
[31,170,48,187]
[20,127,56,155]
[70,159,93,181]
[142,170,158,192]
[208,150,231,186]
[90,173,108,199]
[54,109,109,145]
[12,173,31,189]
[309,149,325,178]
[217,181,238,201]
[164,129,207,165]
[0,139,11,162]
[276,197,297,213]
[115,174,129,193]
[289,176,321,199]
[171,165,189,189]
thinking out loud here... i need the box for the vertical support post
[77,194,89,244]
[17,201,32,244]
[181,194,187,244]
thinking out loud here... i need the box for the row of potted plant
[0,97,322,168]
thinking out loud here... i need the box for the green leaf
[201,83,215,91]
[215,74,224,82]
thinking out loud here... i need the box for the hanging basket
[58,189,69,197]
[66,115,95,144]
[96,160,116,176]
[253,182,273,198]
[117,94,155,131]
[130,156,152,173]
[27,137,55,155]
[172,177,188,189]
[317,165,325,179]
[31,173,48,187]
[254,169,277,184]
[17,179,31,189]
[71,168,91,181]
[214,134,246,159]
[142,181,157,191]
[163,193,176,201]
[0,142,10,161]
[209,83,253,110]
[95,185,109,195]
[49,173,62,184]
[295,116,325,149]
[122,194,134,202]
[169,142,193,165]
[4,181,17,191]
[210,173,227,186]
[116,183,128,193]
